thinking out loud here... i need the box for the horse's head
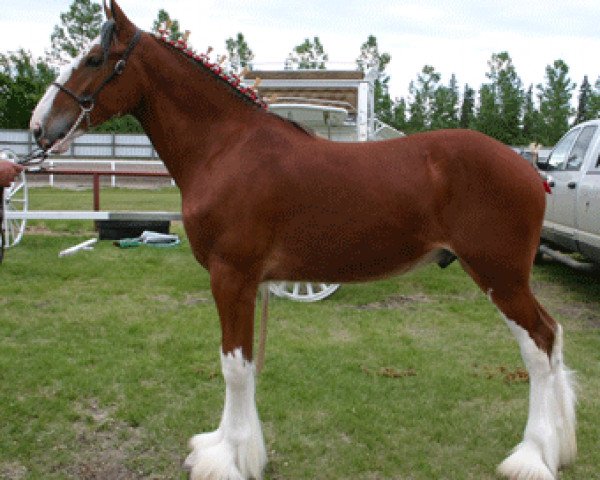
[30,0,142,153]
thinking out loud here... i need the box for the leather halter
[52,28,142,123]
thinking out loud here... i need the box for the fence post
[93,173,100,211]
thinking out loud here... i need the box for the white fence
[0,129,159,159]
[0,129,172,188]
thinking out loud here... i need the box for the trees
[430,74,459,130]
[522,85,540,142]
[405,65,441,132]
[459,84,475,129]
[397,66,464,134]
[151,9,184,42]
[590,77,600,120]
[475,52,524,144]
[285,37,328,70]
[0,50,56,129]
[571,75,600,126]
[47,0,103,66]
[537,59,575,145]
[0,7,596,142]
[475,84,503,140]
[356,35,391,73]
[390,98,408,132]
[225,33,254,73]
[356,35,393,124]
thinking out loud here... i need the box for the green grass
[1,187,599,479]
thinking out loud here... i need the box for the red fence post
[93,173,100,211]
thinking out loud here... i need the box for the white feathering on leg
[498,317,577,480]
[186,349,267,480]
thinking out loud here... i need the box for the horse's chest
[182,199,264,267]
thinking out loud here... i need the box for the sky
[1,0,599,100]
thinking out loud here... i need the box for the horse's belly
[264,226,441,283]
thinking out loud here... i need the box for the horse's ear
[109,0,137,40]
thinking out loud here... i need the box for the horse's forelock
[100,19,116,61]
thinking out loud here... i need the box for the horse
[30,2,576,479]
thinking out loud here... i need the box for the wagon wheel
[0,150,28,248]
[268,282,340,302]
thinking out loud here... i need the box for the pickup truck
[536,119,600,264]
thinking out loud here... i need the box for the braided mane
[152,26,313,137]
[153,28,268,110]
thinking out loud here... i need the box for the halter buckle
[80,98,95,113]
[115,59,126,75]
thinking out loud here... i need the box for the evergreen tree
[477,52,524,144]
[151,9,184,42]
[406,83,426,133]
[285,37,328,70]
[0,50,56,129]
[430,74,459,130]
[391,98,407,132]
[537,59,575,145]
[590,77,600,120]
[356,35,391,72]
[47,0,103,66]
[405,65,441,131]
[475,84,503,140]
[573,75,592,125]
[374,80,394,125]
[225,33,254,73]
[522,84,541,143]
[459,84,475,129]
[356,35,392,124]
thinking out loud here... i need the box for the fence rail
[0,129,159,160]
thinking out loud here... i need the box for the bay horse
[30,1,576,479]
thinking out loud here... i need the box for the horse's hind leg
[459,259,576,480]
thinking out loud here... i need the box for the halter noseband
[49,28,142,151]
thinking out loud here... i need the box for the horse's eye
[85,55,103,68]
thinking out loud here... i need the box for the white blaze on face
[30,37,101,135]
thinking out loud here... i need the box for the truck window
[547,128,580,170]
[565,125,597,171]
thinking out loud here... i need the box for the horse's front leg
[185,261,267,480]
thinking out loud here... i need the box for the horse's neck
[134,40,257,189]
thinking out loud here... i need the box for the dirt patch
[183,293,211,306]
[150,292,211,307]
[532,279,600,330]
[472,364,529,384]
[356,293,432,310]
[24,225,94,236]
[0,462,27,480]
[66,399,145,480]
[361,365,417,379]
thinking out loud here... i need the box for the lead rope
[45,104,93,156]
[255,284,270,375]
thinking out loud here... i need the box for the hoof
[185,439,245,480]
[498,442,556,480]
[184,429,266,480]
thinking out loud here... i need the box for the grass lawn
[1,187,599,479]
